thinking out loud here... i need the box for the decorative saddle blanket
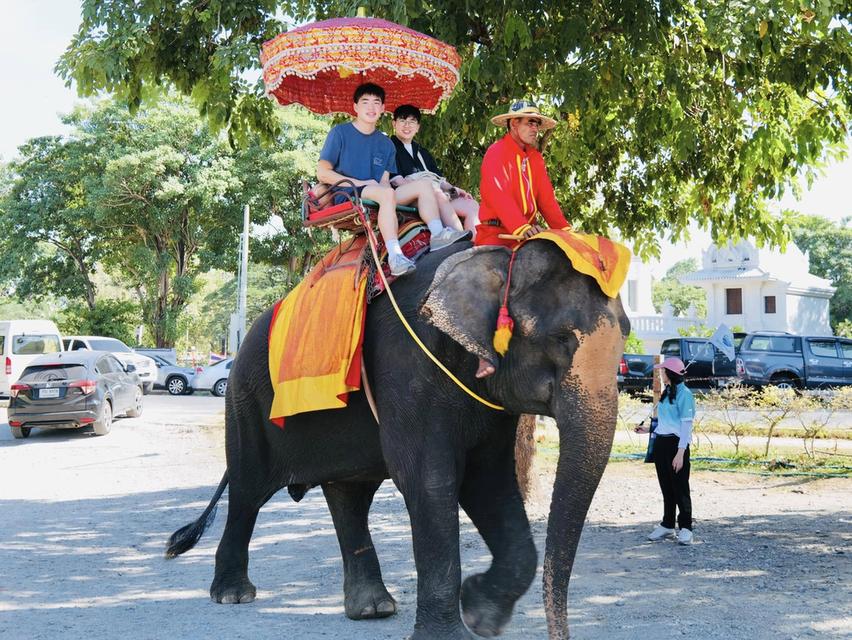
[530,229,630,298]
[267,221,429,427]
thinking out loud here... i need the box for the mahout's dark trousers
[653,434,692,530]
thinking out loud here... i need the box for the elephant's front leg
[322,480,397,620]
[390,448,475,640]
[458,438,538,637]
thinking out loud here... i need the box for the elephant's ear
[419,246,511,364]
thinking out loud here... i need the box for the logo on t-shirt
[373,156,384,166]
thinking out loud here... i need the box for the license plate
[39,388,60,399]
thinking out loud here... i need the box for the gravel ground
[0,394,849,640]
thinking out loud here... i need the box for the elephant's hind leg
[210,487,262,604]
[322,480,397,619]
[458,441,538,637]
[211,396,273,605]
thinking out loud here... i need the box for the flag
[709,324,736,362]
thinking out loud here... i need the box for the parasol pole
[356,6,368,17]
[652,354,662,418]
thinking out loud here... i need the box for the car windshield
[19,364,87,381]
[89,338,132,352]
[660,341,680,357]
[12,334,62,355]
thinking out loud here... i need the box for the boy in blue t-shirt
[317,83,469,276]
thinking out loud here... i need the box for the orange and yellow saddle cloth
[267,236,370,428]
[267,228,630,426]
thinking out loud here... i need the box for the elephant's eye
[553,332,575,346]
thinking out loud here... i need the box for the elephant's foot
[210,574,257,604]
[344,579,397,619]
[460,573,514,637]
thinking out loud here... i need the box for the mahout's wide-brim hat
[490,100,557,130]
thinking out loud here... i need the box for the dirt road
[0,395,849,639]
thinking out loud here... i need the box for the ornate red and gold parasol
[260,14,461,115]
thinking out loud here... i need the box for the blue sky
[1,1,849,275]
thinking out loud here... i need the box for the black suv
[659,336,743,389]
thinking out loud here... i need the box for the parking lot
[0,393,850,639]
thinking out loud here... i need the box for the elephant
[167,238,629,639]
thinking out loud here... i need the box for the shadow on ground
[0,483,849,639]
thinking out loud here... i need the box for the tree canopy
[652,257,707,317]
[59,1,852,256]
[0,98,330,346]
[0,134,105,311]
[788,213,852,330]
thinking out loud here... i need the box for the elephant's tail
[165,471,229,559]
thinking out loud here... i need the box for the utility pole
[230,204,250,353]
[237,204,250,350]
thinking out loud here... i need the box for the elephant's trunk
[540,307,625,637]
[543,395,617,638]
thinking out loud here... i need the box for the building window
[764,295,776,314]
[726,288,742,315]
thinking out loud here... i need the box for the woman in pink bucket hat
[635,356,696,544]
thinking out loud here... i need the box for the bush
[748,385,796,457]
[701,384,751,455]
[624,331,644,354]
[617,392,647,443]
[789,394,836,459]
[58,299,140,345]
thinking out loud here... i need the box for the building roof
[678,239,835,294]
[679,267,770,282]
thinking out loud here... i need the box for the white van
[0,319,64,397]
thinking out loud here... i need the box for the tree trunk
[515,414,538,503]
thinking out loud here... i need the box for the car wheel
[125,387,143,418]
[11,426,31,439]
[770,374,800,390]
[212,379,228,397]
[183,387,194,395]
[93,401,113,436]
[142,382,154,395]
[166,376,187,396]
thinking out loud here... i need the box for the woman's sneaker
[388,253,416,276]
[647,525,675,541]
[677,528,694,545]
[430,228,472,252]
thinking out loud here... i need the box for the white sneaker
[647,525,675,541]
[430,228,472,252]
[388,252,416,276]
[677,528,694,545]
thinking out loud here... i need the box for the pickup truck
[617,354,655,394]
[660,337,740,389]
[736,332,852,389]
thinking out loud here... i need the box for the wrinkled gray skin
[167,240,629,639]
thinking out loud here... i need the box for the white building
[678,239,835,335]
[620,255,696,354]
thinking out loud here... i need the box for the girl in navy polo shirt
[635,357,695,545]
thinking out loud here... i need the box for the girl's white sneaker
[647,525,675,541]
[677,528,694,545]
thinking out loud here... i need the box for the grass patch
[535,432,852,478]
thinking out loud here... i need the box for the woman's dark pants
[653,435,693,530]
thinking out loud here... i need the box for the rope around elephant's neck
[359,209,505,413]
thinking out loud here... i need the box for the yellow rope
[362,214,505,412]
